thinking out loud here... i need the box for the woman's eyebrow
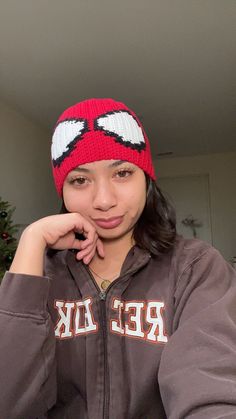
[73,160,128,173]
[109,160,127,168]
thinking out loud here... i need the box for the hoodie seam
[0,309,49,320]
[176,247,215,287]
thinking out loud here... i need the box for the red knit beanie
[51,98,156,196]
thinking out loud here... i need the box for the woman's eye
[70,177,87,185]
[116,169,133,178]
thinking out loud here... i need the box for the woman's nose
[92,180,117,211]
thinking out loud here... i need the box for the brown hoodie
[0,236,236,419]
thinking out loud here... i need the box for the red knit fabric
[51,98,155,196]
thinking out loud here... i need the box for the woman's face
[62,160,146,241]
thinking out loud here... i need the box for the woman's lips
[93,216,123,229]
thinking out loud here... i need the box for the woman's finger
[80,235,97,250]
[75,218,97,243]
[70,237,87,250]
[76,241,96,260]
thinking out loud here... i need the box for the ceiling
[0,0,235,159]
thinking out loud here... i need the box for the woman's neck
[89,232,135,277]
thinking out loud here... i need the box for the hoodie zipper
[85,268,109,418]
[85,269,133,419]
[100,291,109,419]
[84,256,151,418]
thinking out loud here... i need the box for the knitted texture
[51,98,156,196]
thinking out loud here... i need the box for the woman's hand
[9,213,104,276]
[30,212,104,263]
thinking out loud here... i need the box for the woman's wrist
[9,226,47,276]
[22,223,47,244]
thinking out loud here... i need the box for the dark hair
[132,175,176,257]
[58,175,176,258]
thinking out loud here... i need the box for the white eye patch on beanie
[95,111,145,148]
[51,111,146,167]
[51,119,87,164]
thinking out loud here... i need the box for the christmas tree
[0,197,19,281]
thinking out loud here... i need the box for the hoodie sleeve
[158,246,236,419]
[0,272,56,419]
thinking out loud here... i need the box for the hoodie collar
[66,245,151,280]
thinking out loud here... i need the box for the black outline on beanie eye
[94,110,146,152]
[52,118,88,167]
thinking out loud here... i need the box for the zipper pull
[99,291,106,300]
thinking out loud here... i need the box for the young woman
[1,98,236,419]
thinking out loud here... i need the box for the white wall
[155,152,236,262]
[0,101,60,236]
